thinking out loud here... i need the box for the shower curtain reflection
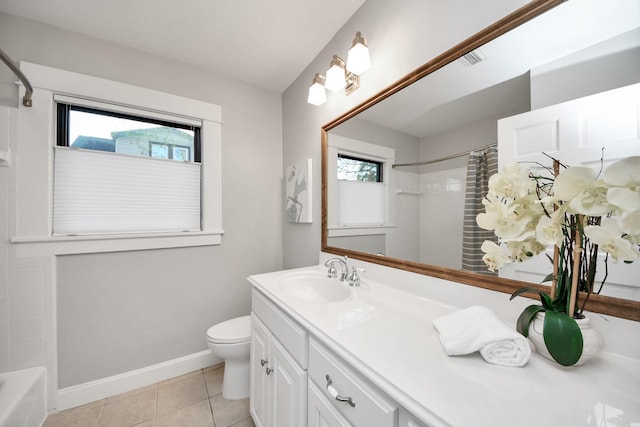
[461,146,498,274]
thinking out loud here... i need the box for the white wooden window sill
[11,230,224,256]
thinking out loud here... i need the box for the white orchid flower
[488,163,534,199]
[480,240,511,271]
[535,214,563,247]
[602,156,640,187]
[552,167,613,215]
[603,156,640,212]
[477,202,533,241]
[504,238,546,262]
[618,210,640,244]
[553,167,595,200]
[584,218,640,262]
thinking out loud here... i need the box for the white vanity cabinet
[399,410,429,427]
[308,380,351,427]
[307,337,398,427]
[250,290,308,427]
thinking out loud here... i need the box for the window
[57,103,200,162]
[53,101,204,235]
[11,62,223,255]
[337,154,382,182]
[327,135,395,236]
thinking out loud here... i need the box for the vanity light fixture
[325,55,347,92]
[346,31,371,75]
[307,73,327,106]
[307,31,371,105]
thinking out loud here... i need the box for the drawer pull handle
[266,367,273,375]
[260,359,268,367]
[325,374,356,407]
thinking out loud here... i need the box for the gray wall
[530,28,640,109]
[281,0,531,269]
[1,12,283,387]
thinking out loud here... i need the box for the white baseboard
[56,350,221,411]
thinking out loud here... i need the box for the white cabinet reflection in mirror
[497,83,640,300]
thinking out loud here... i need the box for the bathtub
[0,367,47,427]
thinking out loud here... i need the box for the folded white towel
[432,305,531,367]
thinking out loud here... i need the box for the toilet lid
[207,315,251,344]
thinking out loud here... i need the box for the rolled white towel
[432,305,531,367]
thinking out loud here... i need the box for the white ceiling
[0,0,367,93]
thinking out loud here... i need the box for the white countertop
[248,264,640,427]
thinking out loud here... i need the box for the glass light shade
[307,74,327,106]
[325,55,346,92]
[346,43,371,75]
[346,32,371,75]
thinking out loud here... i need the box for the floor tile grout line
[154,381,159,426]
[45,366,237,427]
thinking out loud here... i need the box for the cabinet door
[250,314,271,427]
[271,338,307,427]
[308,381,351,427]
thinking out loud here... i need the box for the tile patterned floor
[43,364,255,427]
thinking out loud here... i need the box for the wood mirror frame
[321,0,640,321]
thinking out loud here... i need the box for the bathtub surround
[0,366,47,427]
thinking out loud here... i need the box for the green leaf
[510,287,554,310]
[538,292,554,310]
[510,287,539,300]
[516,305,546,337]
[542,311,583,366]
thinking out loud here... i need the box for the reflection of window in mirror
[327,135,395,260]
[337,154,382,182]
[337,154,385,225]
[327,135,395,241]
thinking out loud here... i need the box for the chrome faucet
[324,256,348,281]
[347,266,363,287]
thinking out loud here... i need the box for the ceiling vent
[459,50,485,66]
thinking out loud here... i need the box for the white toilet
[206,315,252,400]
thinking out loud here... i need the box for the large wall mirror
[322,0,640,321]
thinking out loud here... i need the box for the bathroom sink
[277,271,351,302]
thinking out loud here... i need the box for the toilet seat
[207,315,251,344]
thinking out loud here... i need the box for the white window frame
[11,62,223,256]
[327,135,395,238]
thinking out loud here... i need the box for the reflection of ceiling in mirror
[353,0,640,139]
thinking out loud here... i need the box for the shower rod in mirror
[393,143,497,168]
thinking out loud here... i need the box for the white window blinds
[53,147,201,235]
[336,180,386,226]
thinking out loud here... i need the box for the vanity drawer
[399,409,430,427]
[252,289,308,368]
[308,337,397,427]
